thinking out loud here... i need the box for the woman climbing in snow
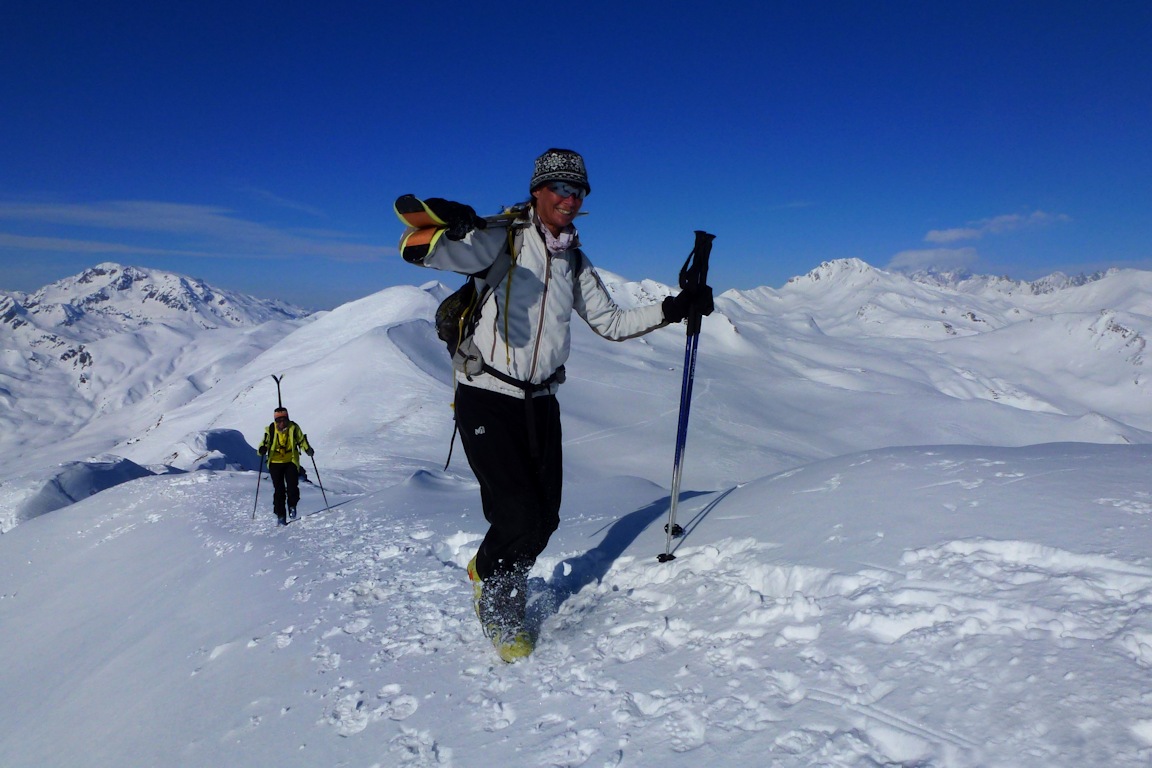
[398,148,713,661]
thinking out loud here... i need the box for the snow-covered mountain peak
[0,264,315,470]
[17,262,309,333]
[588,267,674,308]
[785,258,1120,302]
[788,257,880,286]
[904,266,1114,296]
[6,257,1152,766]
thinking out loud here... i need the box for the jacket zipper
[527,251,552,385]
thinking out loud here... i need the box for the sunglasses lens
[550,182,585,200]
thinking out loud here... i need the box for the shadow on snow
[527,487,735,633]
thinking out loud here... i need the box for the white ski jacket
[417,210,668,399]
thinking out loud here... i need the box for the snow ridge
[4,260,1152,765]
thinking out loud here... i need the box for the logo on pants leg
[474,426,486,436]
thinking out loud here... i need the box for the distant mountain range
[0,263,313,481]
[902,266,1109,295]
[4,258,1152,532]
[2,261,307,337]
[2,262,309,387]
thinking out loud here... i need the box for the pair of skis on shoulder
[393,194,527,263]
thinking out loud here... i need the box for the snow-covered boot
[490,626,534,663]
[467,556,534,662]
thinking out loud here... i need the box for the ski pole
[251,454,265,519]
[659,230,715,563]
[308,447,330,512]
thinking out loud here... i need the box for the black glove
[423,198,487,241]
[306,447,315,457]
[662,285,714,324]
[258,444,267,457]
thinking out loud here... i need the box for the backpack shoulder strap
[571,246,585,274]
[470,226,518,305]
[478,227,518,287]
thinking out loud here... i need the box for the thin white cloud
[925,211,1071,244]
[924,226,984,244]
[0,200,392,263]
[0,200,239,232]
[243,188,330,219]
[887,247,979,273]
[0,232,210,257]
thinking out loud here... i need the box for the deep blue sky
[2,1,1150,310]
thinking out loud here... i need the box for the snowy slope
[1,444,1150,766]
[9,259,1152,525]
[0,262,312,463]
[0,263,313,529]
[3,260,1152,765]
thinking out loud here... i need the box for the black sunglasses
[547,181,587,200]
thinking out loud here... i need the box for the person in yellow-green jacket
[257,406,314,525]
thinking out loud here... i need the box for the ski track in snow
[126,468,1152,766]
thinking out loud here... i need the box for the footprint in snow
[376,684,419,720]
[327,690,370,736]
[274,626,294,648]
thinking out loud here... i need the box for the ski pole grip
[691,230,715,288]
[681,231,715,335]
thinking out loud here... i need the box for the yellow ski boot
[467,555,534,662]
[492,627,534,663]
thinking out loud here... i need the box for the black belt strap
[480,364,564,460]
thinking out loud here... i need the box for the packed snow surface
[3,261,1152,766]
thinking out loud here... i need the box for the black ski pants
[455,383,562,588]
[268,461,300,518]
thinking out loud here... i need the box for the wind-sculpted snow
[386,317,454,385]
[163,427,262,472]
[7,261,1152,762]
[2,444,1151,765]
[0,455,155,532]
[8,260,1152,522]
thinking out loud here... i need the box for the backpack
[435,227,518,376]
